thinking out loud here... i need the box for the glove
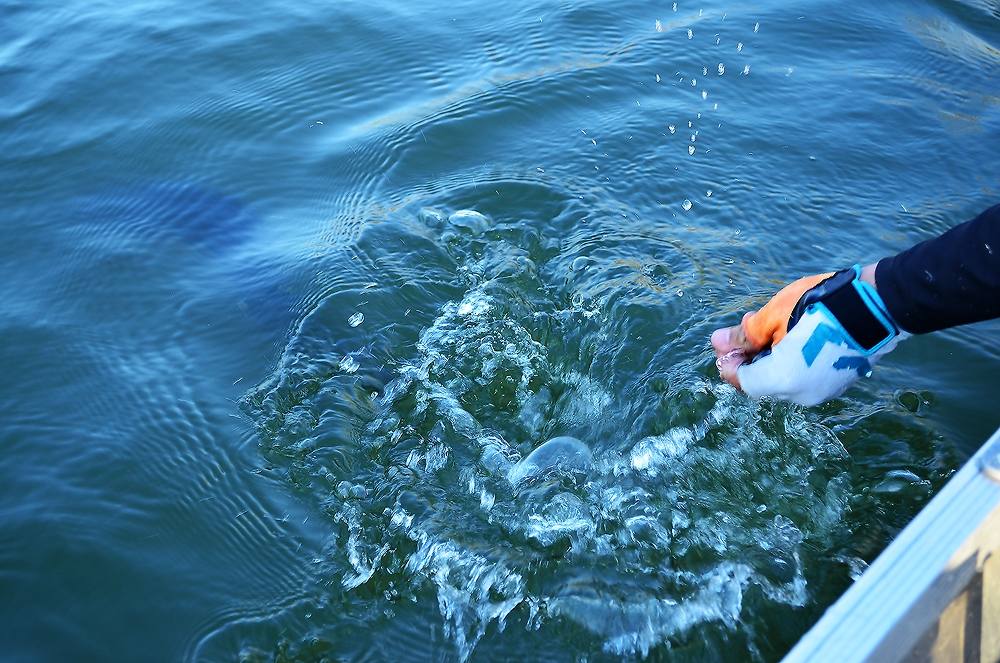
[712,266,906,406]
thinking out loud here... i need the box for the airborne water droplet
[668,124,676,134]
[743,64,751,75]
[348,312,364,327]
[754,21,760,32]
[688,145,696,155]
[687,29,693,39]
[718,63,725,75]
[691,78,697,87]
[702,90,708,99]
[656,73,661,82]
[706,189,713,197]
[655,19,663,32]
[672,1,677,10]
[682,199,693,211]
[737,41,744,52]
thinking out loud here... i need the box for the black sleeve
[875,204,1000,334]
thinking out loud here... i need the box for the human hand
[710,265,905,406]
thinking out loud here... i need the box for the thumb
[710,312,761,358]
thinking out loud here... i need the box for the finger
[711,312,759,358]
[715,348,746,390]
[710,325,742,357]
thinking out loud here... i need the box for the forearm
[873,205,1000,334]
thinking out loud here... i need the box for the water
[1,0,998,660]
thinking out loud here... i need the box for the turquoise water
[2,0,999,660]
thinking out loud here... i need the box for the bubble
[682,199,693,211]
[418,207,446,228]
[348,312,364,327]
[507,436,591,486]
[449,209,490,234]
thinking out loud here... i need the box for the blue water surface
[1,0,998,661]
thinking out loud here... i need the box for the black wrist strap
[788,268,896,352]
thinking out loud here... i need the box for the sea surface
[1,0,999,661]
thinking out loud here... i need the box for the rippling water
[2,0,998,660]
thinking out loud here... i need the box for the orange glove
[742,273,834,350]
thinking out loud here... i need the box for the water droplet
[756,504,767,513]
[688,145,696,155]
[717,63,725,75]
[655,73,661,82]
[690,134,696,141]
[672,1,677,10]
[702,90,708,99]
[682,199,693,211]
[703,66,709,76]
[687,28,693,39]
[348,312,364,327]
[706,189,713,197]
[340,355,360,374]
[676,289,684,297]
[754,21,760,32]
[688,120,693,128]
[691,78,697,87]
[742,64,751,75]
[737,41,744,52]
[668,124,676,134]
[655,19,663,32]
